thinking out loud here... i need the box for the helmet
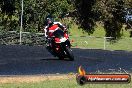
[46,17,53,25]
[45,14,54,25]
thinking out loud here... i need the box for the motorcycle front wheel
[65,47,74,61]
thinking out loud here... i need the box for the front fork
[60,40,71,55]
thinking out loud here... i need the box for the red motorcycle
[46,29,74,61]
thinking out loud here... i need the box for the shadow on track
[0,45,132,75]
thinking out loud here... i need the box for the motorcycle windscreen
[53,29,64,38]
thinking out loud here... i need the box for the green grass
[0,78,131,88]
[70,36,104,49]
[69,23,88,37]
[69,23,132,51]
[70,36,132,51]
[69,23,106,37]
[69,23,130,38]
[106,38,132,51]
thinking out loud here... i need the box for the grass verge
[69,23,132,51]
[0,76,131,88]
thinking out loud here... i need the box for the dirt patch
[0,74,75,84]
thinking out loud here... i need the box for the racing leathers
[44,22,67,56]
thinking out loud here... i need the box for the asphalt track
[0,45,132,75]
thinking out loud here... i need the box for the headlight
[60,37,67,42]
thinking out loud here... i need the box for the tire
[65,47,74,61]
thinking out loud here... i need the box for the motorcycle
[46,29,74,61]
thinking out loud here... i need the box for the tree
[0,0,131,39]
[0,0,19,31]
[73,0,132,38]
[0,0,74,32]
[72,0,96,34]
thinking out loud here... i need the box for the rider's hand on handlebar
[63,27,68,32]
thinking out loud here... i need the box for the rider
[44,17,67,56]
[44,17,67,39]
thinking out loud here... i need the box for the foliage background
[0,0,131,38]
